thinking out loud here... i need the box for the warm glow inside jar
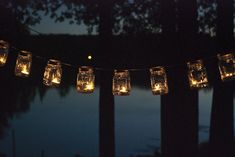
[112,70,131,96]
[187,60,209,88]
[43,59,62,87]
[15,50,32,77]
[217,53,235,81]
[0,40,9,67]
[76,66,95,93]
[150,66,169,95]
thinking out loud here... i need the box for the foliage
[113,0,161,35]
[197,0,217,36]
[0,0,227,36]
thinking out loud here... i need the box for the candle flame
[191,80,198,85]
[85,83,94,90]
[225,73,233,77]
[52,77,60,84]
[21,65,29,75]
[0,57,6,64]
[120,86,127,92]
[154,84,161,91]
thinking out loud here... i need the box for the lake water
[0,83,230,157]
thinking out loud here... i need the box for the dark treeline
[0,0,221,37]
[9,34,217,68]
[0,0,233,68]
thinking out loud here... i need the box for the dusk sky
[31,14,90,35]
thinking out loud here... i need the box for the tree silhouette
[1,0,228,36]
[98,0,115,157]
[210,5,234,153]
[161,66,198,157]
[209,82,235,157]
[161,0,176,36]
[217,0,234,50]
[197,0,217,36]
[0,58,37,139]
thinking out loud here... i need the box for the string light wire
[4,26,234,72]
[1,35,234,94]
[8,44,226,72]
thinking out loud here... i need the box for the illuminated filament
[150,66,169,95]
[43,59,62,87]
[76,66,95,93]
[112,70,131,96]
[217,53,235,81]
[0,40,9,67]
[187,60,209,88]
[15,50,32,77]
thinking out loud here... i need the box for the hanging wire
[8,42,221,72]
[4,26,224,72]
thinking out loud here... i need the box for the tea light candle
[112,70,131,96]
[187,60,209,88]
[15,50,32,77]
[76,66,95,93]
[43,59,62,87]
[217,53,235,81]
[0,40,9,67]
[150,66,169,95]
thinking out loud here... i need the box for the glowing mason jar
[150,66,169,95]
[112,70,131,96]
[217,53,235,81]
[43,59,62,87]
[187,60,209,88]
[15,50,32,77]
[76,66,95,93]
[0,40,9,66]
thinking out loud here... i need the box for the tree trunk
[99,0,115,157]
[177,0,198,61]
[217,0,234,50]
[177,0,198,37]
[99,71,115,157]
[209,1,235,155]
[161,66,198,157]
[209,81,234,157]
[161,0,176,36]
[161,1,199,156]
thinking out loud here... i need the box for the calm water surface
[0,84,231,157]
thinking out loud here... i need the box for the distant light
[88,55,92,60]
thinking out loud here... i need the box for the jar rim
[48,59,61,65]
[150,66,165,72]
[0,40,9,48]
[79,66,93,71]
[217,53,234,59]
[187,59,203,66]
[19,50,32,56]
[114,69,129,73]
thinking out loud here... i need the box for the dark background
[0,0,234,157]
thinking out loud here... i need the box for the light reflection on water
[0,86,233,157]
